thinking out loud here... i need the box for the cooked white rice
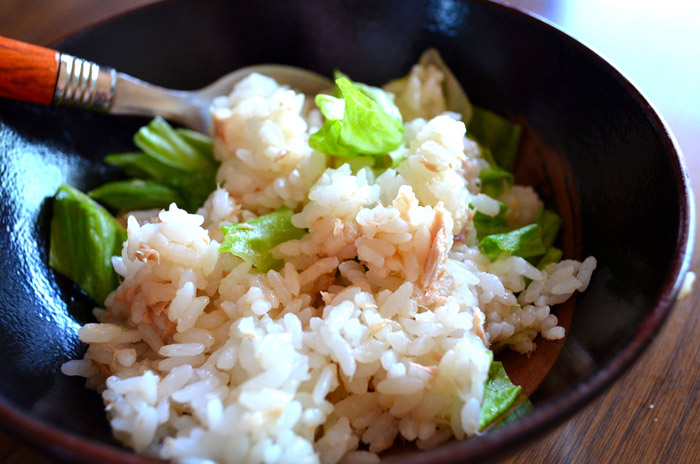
[62,65,596,463]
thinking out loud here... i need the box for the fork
[0,36,331,134]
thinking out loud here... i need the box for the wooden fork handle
[0,36,59,106]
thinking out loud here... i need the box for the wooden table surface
[1,1,699,463]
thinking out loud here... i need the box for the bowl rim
[0,0,694,462]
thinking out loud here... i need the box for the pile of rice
[62,65,595,463]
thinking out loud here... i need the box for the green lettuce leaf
[468,106,522,172]
[334,70,403,128]
[310,77,404,157]
[49,185,126,304]
[134,116,217,171]
[316,93,346,118]
[479,360,523,430]
[102,118,218,213]
[473,202,509,240]
[309,115,357,158]
[479,223,547,261]
[486,397,534,431]
[89,179,182,211]
[337,76,404,154]
[480,166,515,198]
[174,127,214,156]
[159,169,218,213]
[103,152,160,178]
[220,207,306,272]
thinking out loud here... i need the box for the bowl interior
[0,0,691,462]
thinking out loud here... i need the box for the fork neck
[53,53,116,111]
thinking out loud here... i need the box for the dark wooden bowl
[0,0,692,462]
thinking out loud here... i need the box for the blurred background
[510,0,700,186]
[0,0,698,463]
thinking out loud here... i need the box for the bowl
[0,0,692,463]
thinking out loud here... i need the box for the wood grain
[0,36,58,105]
[0,1,698,463]
[503,272,700,464]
